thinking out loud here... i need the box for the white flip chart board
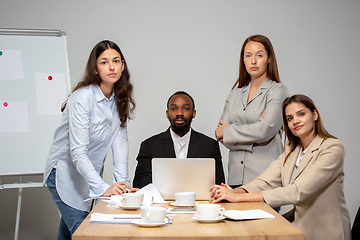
[0,29,71,176]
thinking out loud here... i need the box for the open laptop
[152,158,215,200]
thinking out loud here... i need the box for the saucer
[170,202,198,207]
[116,203,141,210]
[192,215,225,223]
[132,219,168,227]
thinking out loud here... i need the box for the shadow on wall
[0,175,59,240]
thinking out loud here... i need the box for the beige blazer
[242,136,351,240]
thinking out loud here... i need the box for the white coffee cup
[196,204,225,219]
[121,192,144,206]
[140,206,167,223]
[174,192,196,205]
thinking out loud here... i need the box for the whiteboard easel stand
[0,28,69,240]
[0,178,43,240]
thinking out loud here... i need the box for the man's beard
[169,116,192,135]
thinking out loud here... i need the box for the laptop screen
[152,158,215,200]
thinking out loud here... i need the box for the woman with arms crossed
[211,94,351,240]
[43,40,137,239]
[215,34,288,188]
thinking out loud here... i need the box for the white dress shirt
[43,84,129,211]
[170,128,191,158]
[290,140,314,184]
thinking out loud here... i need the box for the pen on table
[83,197,110,202]
[166,216,173,224]
[114,216,141,219]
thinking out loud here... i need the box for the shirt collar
[242,78,272,93]
[170,128,192,143]
[302,138,315,155]
[295,138,315,167]
[91,84,115,102]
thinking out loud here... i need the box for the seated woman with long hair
[210,94,351,240]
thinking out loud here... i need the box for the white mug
[121,192,144,206]
[140,206,167,223]
[196,204,225,219]
[174,192,196,205]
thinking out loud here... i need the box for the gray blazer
[221,79,288,185]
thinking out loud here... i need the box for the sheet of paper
[35,72,67,115]
[90,212,140,224]
[224,209,275,220]
[137,184,167,203]
[0,101,29,132]
[168,207,196,214]
[0,50,24,80]
[102,195,123,207]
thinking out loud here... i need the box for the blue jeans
[47,169,89,240]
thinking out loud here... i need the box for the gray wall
[0,1,359,239]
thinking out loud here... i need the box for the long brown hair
[61,40,135,126]
[282,94,336,162]
[232,35,280,89]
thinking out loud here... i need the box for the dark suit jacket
[133,128,225,188]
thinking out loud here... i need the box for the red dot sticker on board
[3,102,8,107]
[48,76,53,81]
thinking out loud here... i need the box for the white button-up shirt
[170,128,191,158]
[290,140,314,184]
[43,84,129,211]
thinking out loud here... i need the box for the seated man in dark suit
[133,91,225,188]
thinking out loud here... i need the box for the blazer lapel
[247,78,272,105]
[283,145,301,185]
[161,128,176,157]
[241,85,250,109]
[292,136,323,182]
[187,129,200,157]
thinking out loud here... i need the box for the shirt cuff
[114,163,131,186]
[85,169,110,197]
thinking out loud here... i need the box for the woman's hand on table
[130,187,140,193]
[210,183,238,203]
[103,181,132,197]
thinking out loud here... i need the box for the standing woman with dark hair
[211,94,351,240]
[215,35,288,188]
[43,40,137,239]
